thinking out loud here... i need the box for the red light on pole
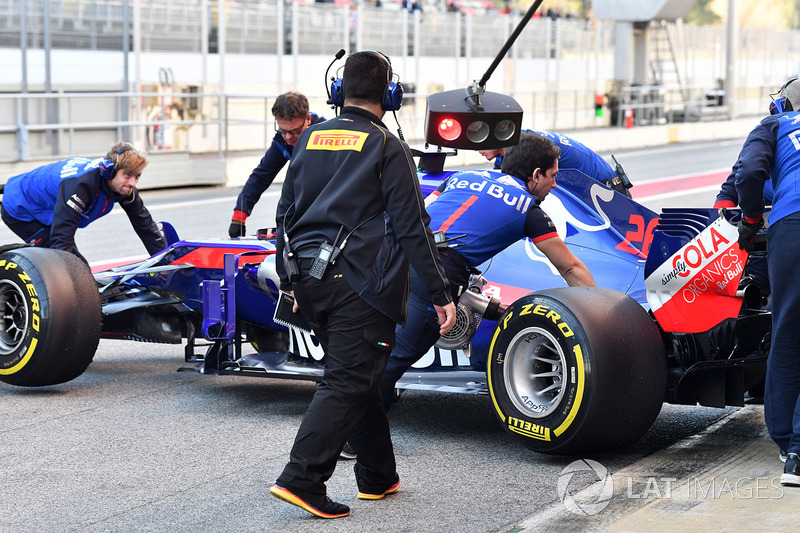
[438,118,462,141]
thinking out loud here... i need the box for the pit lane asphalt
[1,339,746,532]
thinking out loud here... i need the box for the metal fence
[2,0,800,163]
[3,0,800,81]
[0,87,613,162]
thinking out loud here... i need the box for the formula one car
[0,158,770,455]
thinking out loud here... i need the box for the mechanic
[478,129,632,198]
[227,91,325,238]
[376,130,595,423]
[270,50,456,519]
[732,76,800,487]
[1,142,165,262]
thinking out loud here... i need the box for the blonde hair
[106,142,148,176]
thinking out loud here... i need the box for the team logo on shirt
[306,130,368,152]
[66,194,86,214]
[444,173,533,213]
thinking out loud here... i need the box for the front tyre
[0,247,102,386]
[488,287,666,454]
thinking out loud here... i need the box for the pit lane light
[423,0,543,150]
[425,86,523,150]
[437,117,461,141]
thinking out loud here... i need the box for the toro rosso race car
[0,154,770,455]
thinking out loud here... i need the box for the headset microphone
[769,77,798,115]
[325,49,346,112]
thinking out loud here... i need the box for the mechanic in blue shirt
[714,159,775,298]
[1,142,165,262]
[377,131,595,414]
[479,129,632,197]
[228,92,326,238]
[733,76,800,487]
[715,159,775,209]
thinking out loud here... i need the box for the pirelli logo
[306,130,368,151]
[507,417,551,441]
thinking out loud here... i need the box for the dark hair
[342,51,391,106]
[501,132,560,183]
[272,91,309,120]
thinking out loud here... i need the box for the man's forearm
[561,264,596,287]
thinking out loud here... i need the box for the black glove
[228,221,246,239]
[737,217,763,254]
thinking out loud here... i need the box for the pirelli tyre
[0,246,102,387]
[487,287,666,454]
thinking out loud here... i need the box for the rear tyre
[487,287,666,454]
[0,247,102,386]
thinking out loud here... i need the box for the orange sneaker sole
[357,478,401,500]
[269,485,350,518]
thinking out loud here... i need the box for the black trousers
[379,247,470,411]
[1,204,52,247]
[765,214,800,455]
[0,204,88,263]
[276,261,398,496]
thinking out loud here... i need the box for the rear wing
[644,208,757,333]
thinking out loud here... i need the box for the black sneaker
[780,453,800,487]
[339,442,358,460]
[781,449,788,463]
[269,484,350,518]
[358,475,401,500]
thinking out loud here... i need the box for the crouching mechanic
[1,142,166,262]
[377,131,596,412]
[479,129,632,198]
[228,91,325,238]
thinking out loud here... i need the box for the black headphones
[106,144,134,179]
[114,144,134,156]
[770,77,799,115]
[329,50,403,112]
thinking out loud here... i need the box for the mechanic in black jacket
[270,50,456,519]
[1,142,165,262]
[227,91,325,238]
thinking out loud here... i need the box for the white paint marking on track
[634,184,722,203]
[103,191,281,217]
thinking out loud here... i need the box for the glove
[737,216,764,254]
[228,221,246,238]
[229,209,248,238]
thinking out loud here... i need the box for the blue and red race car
[0,148,770,455]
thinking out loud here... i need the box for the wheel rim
[0,280,29,355]
[503,326,567,418]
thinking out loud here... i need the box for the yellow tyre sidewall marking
[554,343,585,437]
[0,263,41,375]
[0,338,38,375]
[487,311,512,423]
[487,303,587,441]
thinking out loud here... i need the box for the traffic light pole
[474,0,546,97]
